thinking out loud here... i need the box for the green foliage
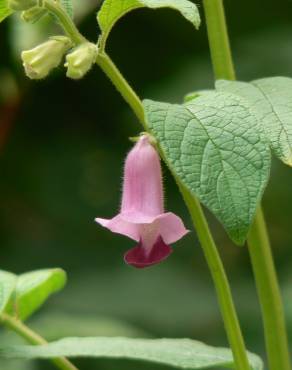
[97,0,200,50]
[0,271,16,314]
[216,77,292,166]
[0,0,13,22]
[0,337,263,370]
[144,92,271,244]
[0,269,66,320]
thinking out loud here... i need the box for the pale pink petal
[156,212,189,244]
[95,212,188,247]
[120,212,159,224]
[121,135,164,217]
[95,215,140,241]
[124,236,172,268]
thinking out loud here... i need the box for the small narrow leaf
[216,77,292,166]
[0,271,17,314]
[97,0,200,49]
[144,92,271,244]
[0,0,13,22]
[6,268,66,320]
[184,90,213,102]
[0,337,263,370]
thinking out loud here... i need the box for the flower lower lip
[124,236,173,269]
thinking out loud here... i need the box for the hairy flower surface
[95,135,188,268]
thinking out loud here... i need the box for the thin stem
[96,51,251,370]
[96,53,145,125]
[202,1,291,369]
[1,313,79,370]
[44,0,86,45]
[248,209,291,370]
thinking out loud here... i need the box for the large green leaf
[97,0,200,50]
[216,77,292,166]
[144,92,271,244]
[0,271,17,314]
[0,337,263,370]
[0,0,13,22]
[6,268,66,320]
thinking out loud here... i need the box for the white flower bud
[21,36,72,80]
[65,42,98,80]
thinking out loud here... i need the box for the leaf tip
[282,156,292,167]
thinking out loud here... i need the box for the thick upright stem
[1,313,79,370]
[96,51,251,370]
[202,1,291,369]
[203,0,235,80]
[248,209,291,370]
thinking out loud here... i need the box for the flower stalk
[43,0,86,45]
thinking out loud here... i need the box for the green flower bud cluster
[21,37,98,80]
[11,0,98,81]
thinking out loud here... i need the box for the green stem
[203,0,235,80]
[1,313,79,370]
[96,53,145,125]
[44,0,86,45]
[95,51,250,370]
[248,209,291,370]
[202,0,291,369]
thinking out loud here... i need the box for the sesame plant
[0,0,291,370]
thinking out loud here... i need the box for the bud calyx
[21,6,47,23]
[8,0,37,11]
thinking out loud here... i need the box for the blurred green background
[1,0,292,369]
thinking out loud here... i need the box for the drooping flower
[95,135,188,268]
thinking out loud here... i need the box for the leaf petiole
[0,313,79,370]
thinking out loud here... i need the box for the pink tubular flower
[95,135,188,268]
